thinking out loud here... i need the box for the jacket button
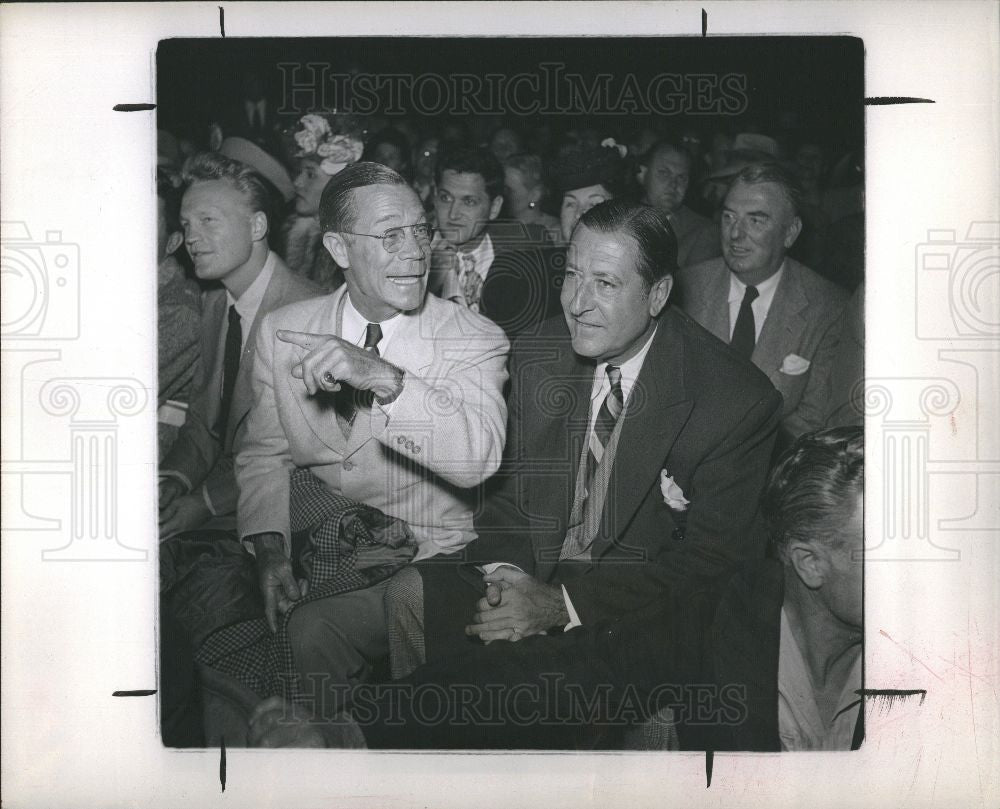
[397,436,406,445]
[343,460,353,471]
[413,445,421,454]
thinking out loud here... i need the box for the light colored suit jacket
[160,254,322,519]
[677,256,848,438]
[235,286,510,560]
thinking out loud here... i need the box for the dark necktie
[215,304,242,438]
[337,322,383,435]
[730,284,759,360]
[585,365,624,490]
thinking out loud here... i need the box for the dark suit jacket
[669,205,721,268]
[363,560,862,751]
[677,256,849,441]
[160,254,322,521]
[465,307,782,626]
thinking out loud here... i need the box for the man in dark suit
[677,162,849,444]
[637,140,721,268]
[158,151,322,538]
[429,146,563,339]
[251,427,864,752]
[384,199,781,678]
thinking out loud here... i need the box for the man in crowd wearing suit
[382,199,782,681]
[677,162,849,445]
[158,152,322,538]
[235,162,509,717]
[429,146,564,339]
[251,426,864,752]
[637,140,721,268]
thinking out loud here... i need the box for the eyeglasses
[339,223,435,253]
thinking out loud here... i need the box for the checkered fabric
[194,468,416,704]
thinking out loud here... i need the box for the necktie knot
[604,365,624,421]
[364,322,382,353]
[743,285,759,304]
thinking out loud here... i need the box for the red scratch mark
[950,413,957,436]
[968,619,984,802]
[879,630,945,682]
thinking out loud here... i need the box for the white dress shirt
[226,250,276,353]
[727,262,785,342]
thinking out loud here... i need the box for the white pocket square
[659,470,690,511]
[779,354,811,375]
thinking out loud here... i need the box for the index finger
[276,330,332,350]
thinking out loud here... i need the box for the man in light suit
[385,199,782,675]
[676,162,849,444]
[429,146,562,340]
[637,140,721,269]
[235,162,509,717]
[159,152,322,538]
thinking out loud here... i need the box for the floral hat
[293,113,364,176]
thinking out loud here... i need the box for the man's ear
[488,195,503,221]
[783,215,803,249]
[323,232,351,269]
[788,542,827,590]
[250,211,268,243]
[165,231,184,256]
[637,164,648,186]
[647,275,672,317]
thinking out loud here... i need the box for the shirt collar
[728,260,785,307]
[458,231,495,280]
[228,250,275,323]
[591,325,658,404]
[342,292,404,351]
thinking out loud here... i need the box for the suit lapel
[602,312,693,547]
[694,260,732,344]
[752,262,808,379]
[200,290,227,430]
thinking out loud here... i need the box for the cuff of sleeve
[562,585,582,631]
[159,469,193,493]
[478,562,525,575]
[201,485,218,517]
[240,531,291,558]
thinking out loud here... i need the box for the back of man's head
[434,145,504,202]
[728,161,804,219]
[318,161,410,233]
[763,426,864,562]
[577,199,679,291]
[640,140,692,170]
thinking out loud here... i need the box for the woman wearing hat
[550,139,629,243]
[281,114,364,291]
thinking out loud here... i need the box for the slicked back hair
[575,199,679,291]
[435,145,504,201]
[318,161,410,234]
[182,151,272,220]
[728,161,805,219]
[640,140,693,170]
[763,426,864,561]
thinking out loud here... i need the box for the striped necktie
[586,365,624,488]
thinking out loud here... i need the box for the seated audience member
[158,152,322,539]
[217,136,296,249]
[250,426,864,752]
[361,128,412,180]
[429,145,563,339]
[699,132,779,217]
[637,140,721,268]
[281,114,364,290]
[383,199,781,681]
[677,162,849,445]
[551,139,628,243]
[156,168,201,457]
[502,153,562,244]
[235,163,509,717]
[488,125,524,164]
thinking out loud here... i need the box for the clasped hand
[464,567,569,643]
[277,329,401,399]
